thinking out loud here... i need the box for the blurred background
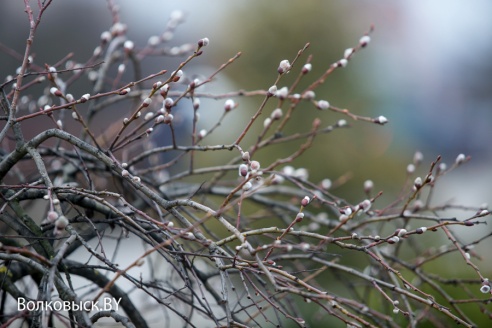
[2,0,491,202]
[1,1,491,327]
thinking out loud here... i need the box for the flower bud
[171,70,183,82]
[294,168,309,180]
[48,66,57,78]
[374,115,388,125]
[480,284,491,294]
[359,35,371,47]
[163,114,174,124]
[243,181,252,191]
[162,31,173,41]
[295,212,304,222]
[55,216,69,230]
[80,94,90,103]
[148,35,160,46]
[198,37,209,47]
[301,196,310,207]
[193,98,200,110]
[277,59,291,74]
[224,99,236,112]
[170,9,184,22]
[478,209,489,216]
[164,97,174,110]
[158,85,168,99]
[276,86,289,99]
[119,87,131,95]
[267,85,277,96]
[143,112,154,121]
[155,115,165,124]
[302,91,315,100]
[337,119,347,127]
[282,166,294,176]
[339,214,348,221]
[250,161,260,171]
[47,211,58,222]
[359,199,372,212]
[153,81,163,90]
[343,48,353,59]
[341,207,352,216]
[50,87,62,97]
[364,180,374,193]
[239,164,248,177]
[123,40,134,52]
[321,178,332,190]
[455,153,466,165]
[241,151,250,161]
[397,229,407,237]
[317,100,330,110]
[302,63,312,74]
[337,59,348,68]
[100,31,112,43]
[88,71,98,81]
[271,108,283,120]
[110,22,127,36]
[413,151,423,165]
[387,236,399,244]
